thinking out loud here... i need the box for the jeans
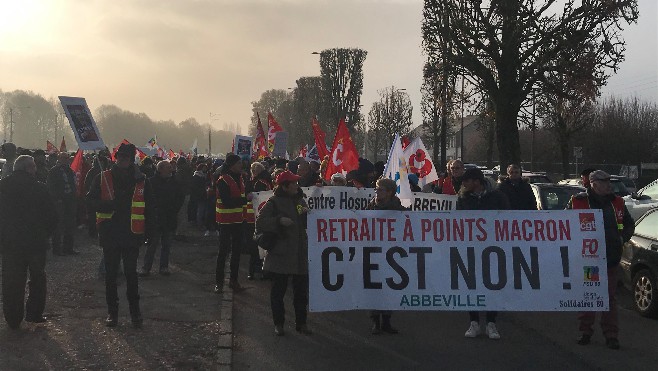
[2,250,47,327]
[142,230,173,272]
[270,273,309,326]
[103,244,139,315]
[215,223,243,285]
[469,311,497,323]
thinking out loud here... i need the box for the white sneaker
[203,230,211,237]
[465,321,480,338]
[486,322,500,340]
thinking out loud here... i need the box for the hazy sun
[0,0,50,46]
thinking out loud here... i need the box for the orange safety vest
[96,170,146,234]
[571,195,625,231]
[216,174,245,224]
[243,179,272,223]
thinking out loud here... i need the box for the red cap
[276,170,301,185]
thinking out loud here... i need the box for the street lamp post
[209,112,221,156]
[7,106,31,143]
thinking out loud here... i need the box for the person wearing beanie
[458,167,510,340]
[214,153,248,294]
[87,142,157,328]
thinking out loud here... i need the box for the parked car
[523,172,553,184]
[620,208,658,317]
[530,183,585,210]
[558,177,630,196]
[611,175,637,194]
[624,178,658,221]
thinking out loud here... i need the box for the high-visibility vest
[215,174,245,224]
[243,179,271,223]
[96,170,146,234]
[571,195,625,231]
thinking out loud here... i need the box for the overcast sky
[0,0,655,134]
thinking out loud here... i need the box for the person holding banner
[367,178,406,335]
[457,168,510,340]
[567,170,634,350]
[255,170,311,336]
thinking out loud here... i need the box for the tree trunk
[494,96,521,170]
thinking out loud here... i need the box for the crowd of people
[0,141,634,350]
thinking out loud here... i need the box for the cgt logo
[579,213,596,231]
[583,266,600,282]
[582,239,599,258]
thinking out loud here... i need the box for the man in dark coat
[496,164,537,210]
[88,143,157,328]
[567,170,634,350]
[0,155,58,329]
[458,168,510,340]
[47,152,79,256]
[140,160,184,276]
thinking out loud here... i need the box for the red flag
[46,140,59,154]
[267,112,283,154]
[70,149,85,197]
[324,119,359,180]
[299,144,308,158]
[136,147,148,163]
[59,137,67,152]
[169,149,176,159]
[311,117,330,160]
[254,113,268,159]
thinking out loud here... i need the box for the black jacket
[46,163,77,201]
[567,189,635,267]
[190,171,208,202]
[457,188,511,211]
[367,195,407,211]
[87,164,157,247]
[497,177,537,210]
[150,174,185,231]
[0,171,58,253]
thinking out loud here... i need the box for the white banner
[252,186,376,217]
[307,209,609,312]
[411,192,458,211]
[58,96,105,151]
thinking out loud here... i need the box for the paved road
[232,261,658,371]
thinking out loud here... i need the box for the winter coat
[457,187,511,211]
[567,189,635,267]
[255,188,308,275]
[190,171,207,202]
[175,160,193,195]
[497,177,537,210]
[87,164,157,248]
[0,171,58,253]
[150,174,185,231]
[367,195,407,211]
[46,163,77,201]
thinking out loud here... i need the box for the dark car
[559,177,630,197]
[530,183,585,210]
[620,208,658,317]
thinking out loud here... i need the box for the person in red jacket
[567,170,634,350]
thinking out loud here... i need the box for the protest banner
[234,135,253,160]
[252,186,376,217]
[272,131,288,157]
[58,96,105,151]
[411,192,458,211]
[307,209,609,312]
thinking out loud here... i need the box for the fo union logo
[579,213,596,231]
[582,239,599,258]
[583,266,600,282]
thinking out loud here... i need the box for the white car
[624,179,658,221]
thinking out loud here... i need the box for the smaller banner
[58,96,105,151]
[410,192,458,211]
[234,135,253,160]
[252,186,376,218]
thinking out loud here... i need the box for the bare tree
[422,0,638,170]
[367,87,413,161]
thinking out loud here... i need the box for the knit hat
[223,153,241,169]
[462,168,485,182]
[116,143,136,157]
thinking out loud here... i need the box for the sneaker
[465,321,480,338]
[203,230,211,237]
[486,322,500,340]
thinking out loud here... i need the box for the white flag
[402,137,438,188]
[383,133,412,206]
[190,138,198,154]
